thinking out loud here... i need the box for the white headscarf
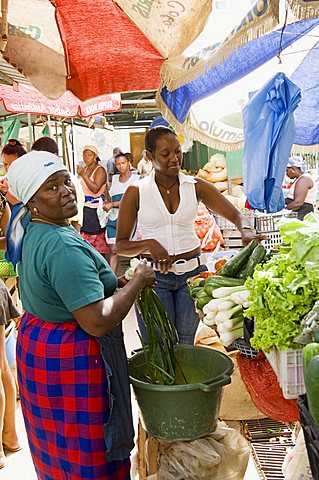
[7,151,67,203]
[287,155,306,173]
[6,151,68,266]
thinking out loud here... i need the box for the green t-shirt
[18,223,117,322]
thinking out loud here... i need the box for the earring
[33,207,39,215]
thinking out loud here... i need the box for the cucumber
[302,342,319,377]
[196,288,208,300]
[238,245,266,279]
[196,295,212,311]
[189,286,203,298]
[305,355,319,428]
[204,277,245,296]
[217,240,257,278]
[204,275,246,286]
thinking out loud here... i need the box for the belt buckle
[172,258,188,275]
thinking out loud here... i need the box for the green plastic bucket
[129,345,234,441]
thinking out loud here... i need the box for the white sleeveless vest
[137,171,200,256]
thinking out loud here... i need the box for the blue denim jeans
[135,263,207,345]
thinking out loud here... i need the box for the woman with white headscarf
[285,156,317,220]
[5,151,155,480]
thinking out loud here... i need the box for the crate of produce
[265,348,305,399]
[298,394,319,480]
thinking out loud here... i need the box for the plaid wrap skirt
[17,312,131,480]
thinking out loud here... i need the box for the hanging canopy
[3,0,211,100]
[158,17,319,151]
[0,83,121,118]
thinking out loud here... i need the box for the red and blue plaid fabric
[17,312,131,480]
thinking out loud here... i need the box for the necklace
[32,218,69,227]
[155,178,179,194]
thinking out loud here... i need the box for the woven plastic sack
[155,421,250,480]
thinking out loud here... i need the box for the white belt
[153,254,208,275]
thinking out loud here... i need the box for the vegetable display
[247,215,319,352]
[189,240,266,347]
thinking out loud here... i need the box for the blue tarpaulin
[160,19,319,125]
[243,72,301,213]
[291,42,319,146]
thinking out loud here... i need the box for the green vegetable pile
[247,214,319,352]
[188,240,266,347]
[136,288,179,385]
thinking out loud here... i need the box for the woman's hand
[240,229,267,247]
[103,202,113,212]
[148,239,172,273]
[76,165,85,177]
[133,262,156,289]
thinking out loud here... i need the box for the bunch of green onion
[136,288,179,385]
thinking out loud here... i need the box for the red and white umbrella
[0,83,121,117]
[4,0,212,100]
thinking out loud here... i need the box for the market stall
[186,213,319,479]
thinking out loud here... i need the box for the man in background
[137,149,153,177]
[106,146,121,186]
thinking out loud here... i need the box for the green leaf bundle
[136,288,179,385]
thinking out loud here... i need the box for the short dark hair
[32,137,59,155]
[2,138,26,157]
[124,152,133,164]
[114,152,127,162]
[145,127,177,157]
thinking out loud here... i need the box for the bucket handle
[199,374,231,392]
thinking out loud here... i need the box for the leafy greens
[246,214,319,351]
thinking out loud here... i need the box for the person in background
[103,153,137,273]
[32,137,85,232]
[124,152,138,173]
[116,126,264,345]
[0,189,21,470]
[137,149,153,177]
[1,139,27,206]
[5,151,155,480]
[77,145,109,255]
[285,156,317,220]
[106,147,121,187]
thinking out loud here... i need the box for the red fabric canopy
[53,0,164,100]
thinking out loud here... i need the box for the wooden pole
[0,0,8,53]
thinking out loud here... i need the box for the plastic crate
[214,212,255,230]
[298,394,319,480]
[261,231,282,253]
[232,338,260,359]
[255,212,298,233]
[265,348,305,399]
[0,249,5,261]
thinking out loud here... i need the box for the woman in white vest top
[285,156,317,220]
[116,127,263,345]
